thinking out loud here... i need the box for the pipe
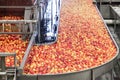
[104,20,120,24]
[19,31,37,70]
[0,32,32,34]
[0,20,37,23]
[0,6,34,8]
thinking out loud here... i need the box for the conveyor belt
[21,0,118,80]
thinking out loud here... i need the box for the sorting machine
[0,0,120,80]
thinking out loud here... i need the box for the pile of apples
[24,0,117,74]
[0,16,28,67]
[0,0,117,75]
[0,34,28,67]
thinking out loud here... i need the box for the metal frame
[110,5,120,33]
[0,0,39,36]
[0,0,39,80]
[0,52,17,80]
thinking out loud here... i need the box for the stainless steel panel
[93,59,115,78]
[17,75,37,80]
[38,70,91,80]
[100,5,112,18]
[110,6,120,19]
